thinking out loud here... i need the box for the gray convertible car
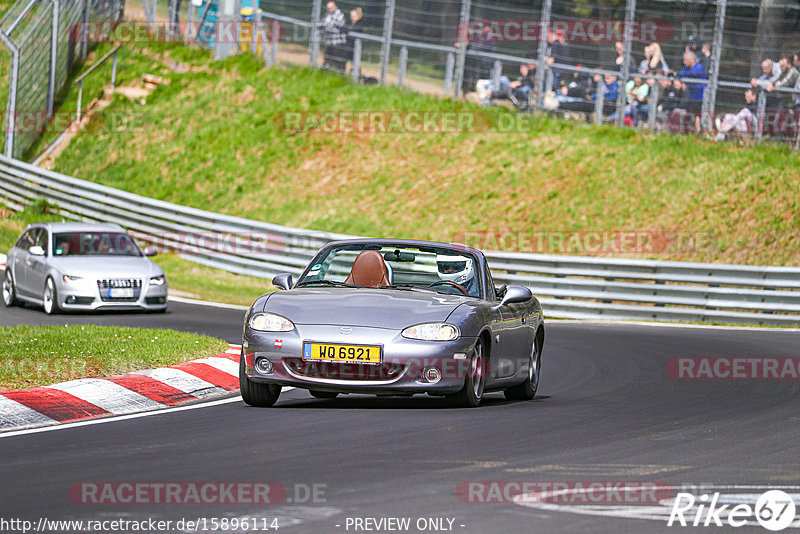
[2,222,168,313]
[240,239,544,407]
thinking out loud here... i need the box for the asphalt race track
[2,301,800,533]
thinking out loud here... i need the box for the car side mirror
[500,285,532,306]
[29,245,45,256]
[143,246,158,257]
[272,273,293,290]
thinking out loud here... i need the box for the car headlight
[62,274,82,283]
[249,312,294,332]
[401,323,460,341]
[149,275,166,286]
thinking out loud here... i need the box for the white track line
[552,319,800,332]
[167,295,249,311]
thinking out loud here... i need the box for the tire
[504,329,542,401]
[2,270,18,307]
[309,390,339,399]
[239,352,281,407]
[42,277,60,315]
[448,338,486,408]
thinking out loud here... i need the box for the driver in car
[436,255,479,297]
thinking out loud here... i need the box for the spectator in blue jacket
[676,51,707,111]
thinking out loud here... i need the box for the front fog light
[423,366,442,383]
[255,358,273,374]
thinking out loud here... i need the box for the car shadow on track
[270,394,551,410]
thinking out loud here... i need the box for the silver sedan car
[240,239,545,408]
[2,222,168,313]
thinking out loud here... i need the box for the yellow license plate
[303,342,382,364]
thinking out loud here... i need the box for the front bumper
[242,324,478,395]
[56,277,168,311]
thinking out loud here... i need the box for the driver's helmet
[436,254,474,286]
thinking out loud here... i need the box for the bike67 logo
[668,489,796,531]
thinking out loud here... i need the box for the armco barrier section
[0,154,798,326]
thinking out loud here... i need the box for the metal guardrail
[0,154,798,326]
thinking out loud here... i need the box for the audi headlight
[401,323,460,341]
[249,312,294,332]
[62,274,82,283]
[149,275,166,286]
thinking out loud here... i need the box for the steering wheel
[428,280,470,296]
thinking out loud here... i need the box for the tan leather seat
[345,250,390,287]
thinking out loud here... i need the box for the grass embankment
[46,41,799,266]
[0,204,270,306]
[0,324,228,389]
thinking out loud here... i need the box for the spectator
[677,51,708,111]
[647,42,669,74]
[794,52,800,70]
[457,22,495,94]
[715,88,759,141]
[751,59,781,89]
[637,44,653,74]
[509,63,536,100]
[343,7,365,70]
[592,73,620,103]
[546,29,571,91]
[656,74,687,120]
[321,1,347,71]
[699,42,712,75]
[609,40,634,73]
[765,55,799,110]
[623,74,650,126]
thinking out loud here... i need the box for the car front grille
[284,358,404,381]
[97,278,143,302]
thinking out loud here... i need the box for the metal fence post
[444,51,455,96]
[397,45,408,86]
[270,20,279,66]
[309,0,321,67]
[111,48,118,91]
[615,0,636,127]
[491,60,502,92]
[81,0,89,60]
[702,0,726,132]
[379,0,396,84]
[47,0,59,118]
[352,38,362,83]
[594,76,604,124]
[755,88,766,142]
[0,34,19,158]
[533,0,552,112]
[453,0,471,98]
[250,6,258,55]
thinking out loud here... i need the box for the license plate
[108,288,134,298]
[303,342,381,364]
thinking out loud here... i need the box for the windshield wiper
[295,280,361,288]
[376,284,436,292]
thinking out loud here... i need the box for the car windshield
[52,232,141,257]
[297,244,480,298]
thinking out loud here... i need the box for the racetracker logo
[68,20,285,44]
[667,357,800,379]
[459,19,674,43]
[274,111,493,134]
[2,111,144,134]
[68,482,330,505]
[457,481,674,504]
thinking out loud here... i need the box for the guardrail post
[755,88,766,142]
[615,0,636,127]
[701,0,726,132]
[352,38,362,83]
[594,76,604,124]
[444,51,455,96]
[111,48,118,91]
[379,0,396,84]
[533,0,552,111]
[454,0,471,98]
[397,45,408,86]
[309,0,322,67]
[0,34,19,158]
[647,80,659,130]
[76,80,83,122]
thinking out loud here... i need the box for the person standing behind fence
[677,51,707,113]
[321,1,347,71]
[344,7,365,72]
[764,55,799,110]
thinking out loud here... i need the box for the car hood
[261,288,469,329]
[49,256,161,279]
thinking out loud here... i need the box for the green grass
[0,325,228,389]
[45,43,799,267]
[0,203,271,306]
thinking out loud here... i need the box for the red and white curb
[0,344,243,433]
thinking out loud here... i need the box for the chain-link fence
[0,0,123,159]
[230,0,798,149]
